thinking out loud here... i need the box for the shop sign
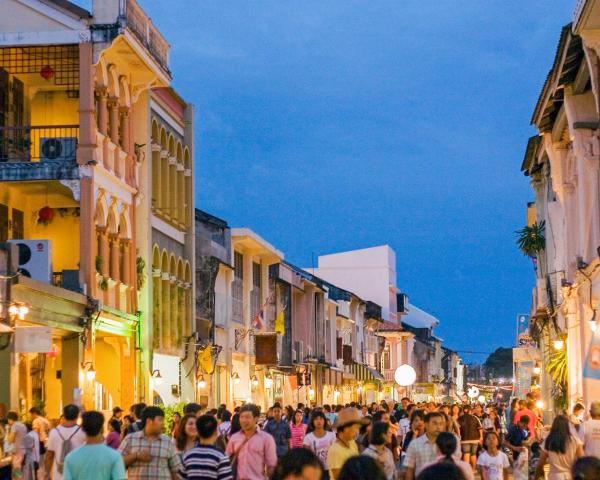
[14,326,52,353]
[255,334,278,365]
[516,314,537,347]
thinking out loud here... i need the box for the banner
[517,314,536,348]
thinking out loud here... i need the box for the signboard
[255,334,278,365]
[14,326,52,353]
[517,314,537,348]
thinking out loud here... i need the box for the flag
[199,346,214,374]
[252,309,265,332]
[274,308,285,336]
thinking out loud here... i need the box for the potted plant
[516,221,546,257]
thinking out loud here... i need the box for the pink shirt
[226,428,277,480]
[290,422,307,448]
[514,409,538,440]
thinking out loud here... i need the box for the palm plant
[516,221,546,257]
[548,346,568,411]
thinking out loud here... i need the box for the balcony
[124,0,170,74]
[0,125,79,181]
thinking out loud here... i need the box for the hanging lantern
[46,343,60,359]
[40,65,55,80]
[38,206,55,225]
[394,364,417,387]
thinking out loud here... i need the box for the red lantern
[46,343,60,359]
[40,65,54,80]
[38,206,55,225]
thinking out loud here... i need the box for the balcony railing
[0,125,79,162]
[125,0,170,73]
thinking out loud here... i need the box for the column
[121,239,131,286]
[119,107,130,152]
[96,87,108,136]
[119,107,131,183]
[109,233,120,282]
[98,228,109,277]
[108,97,120,145]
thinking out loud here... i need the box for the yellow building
[0,0,194,418]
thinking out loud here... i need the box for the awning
[350,362,384,384]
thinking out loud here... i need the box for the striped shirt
[181,445,232,480]
[290,422,306,448]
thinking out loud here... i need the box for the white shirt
[580,419,600,458]
[217,421,231,436]
[47,424,87,480]
[477,450,510,480]
[303,431,336,466]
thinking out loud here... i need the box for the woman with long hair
[175,413,198,454]
[402,409,425,452]
[304,411,335,480]
[361,421,397,480]
[170,411,181,438]
[534,415,584,480]
[290,409,307,448]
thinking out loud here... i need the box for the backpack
[215,425,231,452]
[56,426,80,474]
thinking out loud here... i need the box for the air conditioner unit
[40,137,77,162]
[7,239,52,283]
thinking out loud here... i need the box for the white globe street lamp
[394,364,417,387]
[467,386,479,399]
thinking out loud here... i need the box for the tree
[484,347,513,380]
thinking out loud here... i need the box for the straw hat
[334,407,368,430]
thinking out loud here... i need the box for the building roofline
[531,24,584,131]
[46,0,92,19]
[195,208,228,228]
[231,227,284,258]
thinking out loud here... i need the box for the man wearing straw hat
[327,408,367,480]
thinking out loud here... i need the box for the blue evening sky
[86,1,573,361]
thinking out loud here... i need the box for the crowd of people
[0,395,599,480]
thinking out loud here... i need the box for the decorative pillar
[109,233,120,282]
[98,228,110,277]
[119,107,130,151]
[121,239,131,286]
[108,97,120,145]
[96,87,109,136]
[77,42,97,165]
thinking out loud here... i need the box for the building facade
[521,5,600,412]
[0,0,194,416]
